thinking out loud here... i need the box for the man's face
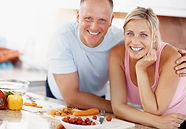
[77,0,113,48]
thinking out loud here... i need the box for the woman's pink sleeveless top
[124,42,186,118]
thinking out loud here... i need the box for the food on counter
[3,91,13,98]
[106,115,112,122]
[73,108,99,116]
[47,106,74,117]
[62,116,96,126]
[0,90,7,109]
[92,115,97,120]
[56,123,65,129]
[7,94,23,110]
[47,107,99,117]
[0,79,29,95]
[23,102,43,108]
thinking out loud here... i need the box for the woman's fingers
[145,49,157,60]
[176,113,185,120]
[174,113,185,128]
[158,113,185,129]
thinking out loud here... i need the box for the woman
[109,7,186,129]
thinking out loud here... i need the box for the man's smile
[87,30,99,36]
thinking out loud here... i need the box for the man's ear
[109,14,114,27]
[76,10,80,23]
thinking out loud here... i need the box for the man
[47,0,186,113]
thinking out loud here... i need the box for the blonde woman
[109,7,186,129]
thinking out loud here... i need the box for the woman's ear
[153,35,158,50]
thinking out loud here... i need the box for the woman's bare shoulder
[160,43,181,68]
[110,42,125,56]
[161,43,181,61]
[110,42,125,65]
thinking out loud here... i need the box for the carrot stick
[73,108,99,116]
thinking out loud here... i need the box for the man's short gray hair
[80,0,113,9]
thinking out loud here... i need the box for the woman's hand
[136,49,157,71]
[155,113,185,129]
[175,49,186,77]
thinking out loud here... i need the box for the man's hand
[175,49,186,77]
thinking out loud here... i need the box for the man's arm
[53,72,112,113]
[175,49,186,76]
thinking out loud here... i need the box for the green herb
[3,91,14,99]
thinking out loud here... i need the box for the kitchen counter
[0,93,155,129]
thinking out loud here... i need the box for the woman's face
[124,19,153,59]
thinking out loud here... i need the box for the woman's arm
[109,43,156,126]
[136,44,181,115]
[135,48,158,114]
[109,44,184,129]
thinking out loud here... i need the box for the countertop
[0,93,155,129]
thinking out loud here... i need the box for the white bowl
[60,117,100,129]
[0,79,29,95]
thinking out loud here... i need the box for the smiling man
[47,0,123,113]
[47,0,186,113]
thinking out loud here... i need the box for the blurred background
[0,0,186,96]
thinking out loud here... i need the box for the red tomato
[106,115,112,122]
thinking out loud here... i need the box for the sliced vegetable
[73,108,99,116]
[23,102,43,108]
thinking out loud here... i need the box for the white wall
[0,2,59,69]
[113,0,186,17]
[0,0,185,70]
[20,0,185,17]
